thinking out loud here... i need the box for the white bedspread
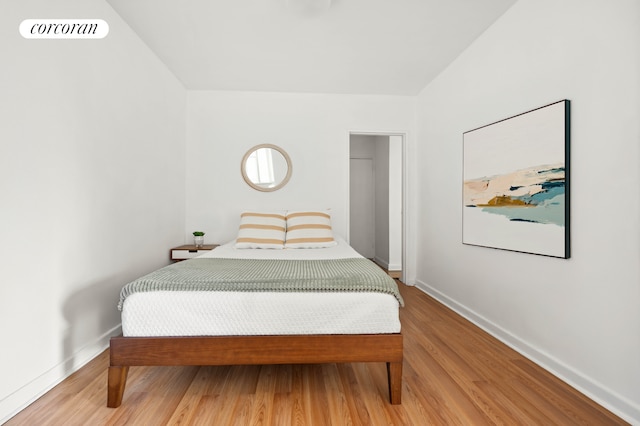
[121,238,401,336]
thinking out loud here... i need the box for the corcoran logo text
[20,19,109,39]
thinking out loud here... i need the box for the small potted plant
[193,231,205,248]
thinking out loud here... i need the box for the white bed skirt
[122,291,400,336]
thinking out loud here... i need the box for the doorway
[349,133,403,279]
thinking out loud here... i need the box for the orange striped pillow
[235,212,286,249]
[285,211,337,249]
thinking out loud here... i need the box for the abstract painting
[463,100,570,258]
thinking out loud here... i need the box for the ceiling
[106,0,516,95]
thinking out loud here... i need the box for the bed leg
[387,361,402,404]
[107,366,129,408]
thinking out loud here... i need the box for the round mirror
[241,144,292,192]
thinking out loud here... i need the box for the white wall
[388,135,403,272]
[0,0,186,422]
[415,0,640,422]
[349,135,377,159]
[186,91,415,247]
[374,136,390,266]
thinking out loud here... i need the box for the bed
[107,217,404,408]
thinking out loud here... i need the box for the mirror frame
[241,144,293,192]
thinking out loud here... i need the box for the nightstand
[170,244,219,261]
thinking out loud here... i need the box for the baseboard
[372,257,402,278]
[387,263,402,272]
[414,280,640,425]
[0,324,122,424]
[374,257,401,273]
[373,256,389,270]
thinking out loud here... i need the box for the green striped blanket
[118,257,404,310]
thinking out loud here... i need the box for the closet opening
[348,133,404,280]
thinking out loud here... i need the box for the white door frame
[347,130,409,283]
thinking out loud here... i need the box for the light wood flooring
[6,283,627,425]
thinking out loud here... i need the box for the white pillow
[235,212,286,249]
[285,211,338,249]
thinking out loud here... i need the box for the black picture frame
[463,100,570,258]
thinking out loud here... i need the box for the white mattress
[121,238,401,336]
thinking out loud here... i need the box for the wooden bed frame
[107,333,403,407]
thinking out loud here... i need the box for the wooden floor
[6,283,627,425]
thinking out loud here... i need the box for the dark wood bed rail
[108,333,403,408]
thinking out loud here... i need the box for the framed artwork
[463,100,570,258]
